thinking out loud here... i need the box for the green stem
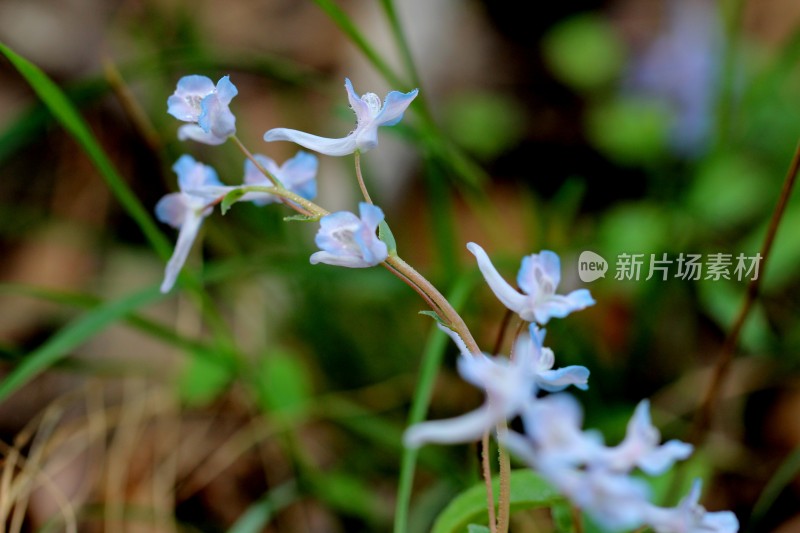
[393,275,474,533]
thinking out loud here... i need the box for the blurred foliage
[0,0,800,531]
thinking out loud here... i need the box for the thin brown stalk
[481,431,498,533]
[694,140,800,439]
[354,151,374,204]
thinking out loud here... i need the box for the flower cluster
[154,73,738,532]
[404,244,738,533]
[157,75,416,290]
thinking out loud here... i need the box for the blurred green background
[0,0,799,531]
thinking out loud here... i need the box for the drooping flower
[155,155,231,293]
[167,75,238,145]
[644,480,740,533]
[242,151,318,205]
[527,325,590,392]
[601,399,693,475]
[403,324,590,448]
[501,394,716,533]
[467,242,595,324]
[403,326,536,448]
[263,78,418,156]
[310,202,388,268]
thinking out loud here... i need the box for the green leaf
[0,43,171,260]
[179,355,232,406]
[418,310,446,326]
[443,92,525,161]
[254,351,313,414]
[221,189,247,215]
[379,220,398,255]
[586,98,670,165]
[0,287,163,403]
[431,470,566,533]
[466,525,491,533]
[543,14,625,92]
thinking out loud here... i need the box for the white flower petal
[264,128,358,156]
[467,242,528,315]
[403,404,498,448]
[160,213,204,293]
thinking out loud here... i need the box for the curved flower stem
[230,135,283,188]
[496,422,511,533]
[232,186,328,218]
[693,139,800,439]
[354,150,374,204]
[229,135,314,216]
[385,255,480,354]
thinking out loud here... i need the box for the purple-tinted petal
[637,440,693,475]
[175,75,215,96]
[167,75,215,121]
[173,154,222,191]
[264,128,358,156]
[403,404,498,448]
[467,242,527,315]
[214,75,238,104]
[199,93,236,138]
[354,123,380,152]
[533,289,595,324]
[160,213,204,293]
[155,193,188,229]
[537,366,590,392]
[310,250,367,268]
[167,95,200,122]
[538,250,562,288]
[242,155,280,205]
[178,124,229,145]
[375,87,419,127]
[358,202,384,231]
[345,78,371,124]
[281,151,318,200]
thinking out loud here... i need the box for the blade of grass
[227,481,298,533]
[310,0,406,88]
[0,43,172,260]
[750,445,800,529]
[0,286,164,403]
[0,284,216,358]
[394,272,475,533]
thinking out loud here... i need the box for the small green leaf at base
[431,470,567,533]
[221,189,247,214]
[419,310,445,327]
[378,220,397,255]
[467,525,492,533]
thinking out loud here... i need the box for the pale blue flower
[242,151,318,205]
[404,327,536,448]
[528,325,590,392]
[644,480,739,533]
[467,243,595,324]
[155,155,231,293]
[602,400,693,475]
[263,78,418,156]
[310,202,388,268]
[168,75,238,145]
